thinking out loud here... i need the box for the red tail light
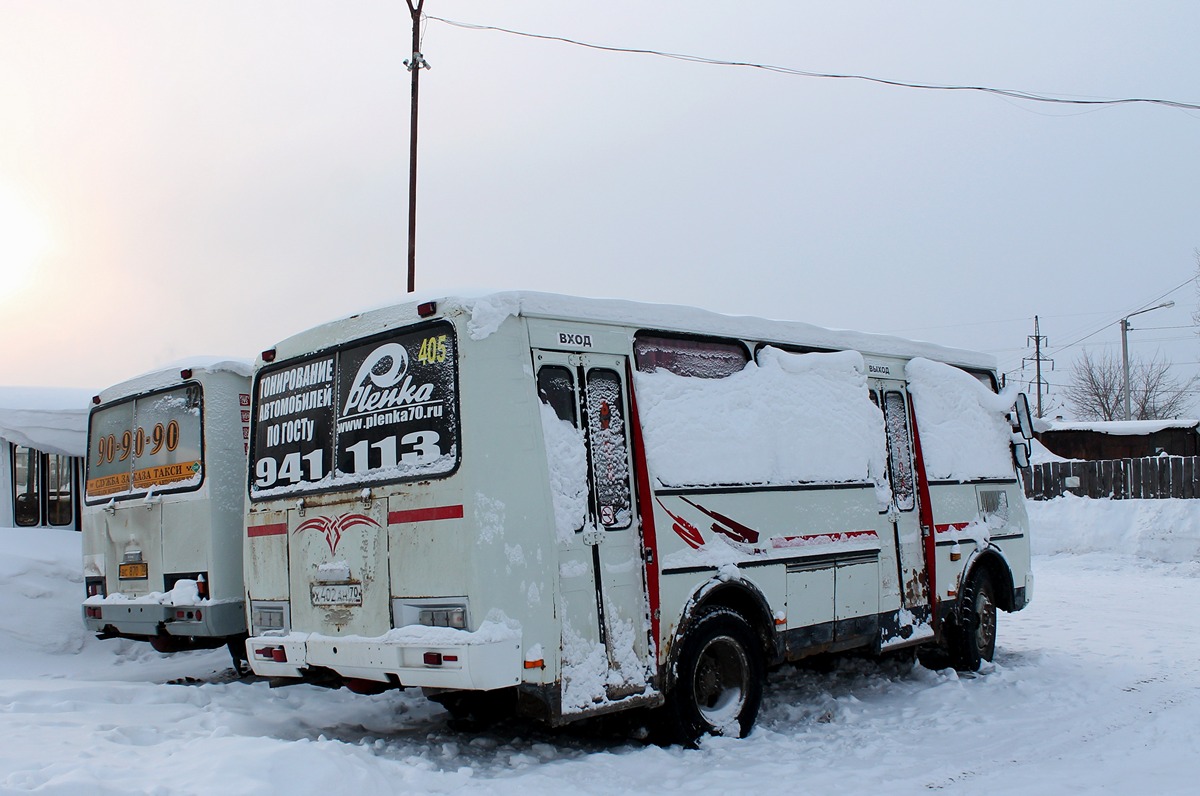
[423,651,443,666]
[196,574,208,599]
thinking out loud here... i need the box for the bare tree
[1064,350,1196,421]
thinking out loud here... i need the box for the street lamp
[1120,300,1175,421]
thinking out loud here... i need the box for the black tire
[661,607,765,746]
[431,688,516,729]
[949,569,997,671]
[227,637,252,677]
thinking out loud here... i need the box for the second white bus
[82,360,253,668]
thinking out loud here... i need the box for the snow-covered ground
[2,497,1199,794]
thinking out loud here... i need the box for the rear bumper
[246,627,523,691]
[82,600,245,640]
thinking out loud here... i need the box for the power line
[429,15,1200,113]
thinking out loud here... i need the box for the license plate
[118,562,148,580]
[311,583,362,606]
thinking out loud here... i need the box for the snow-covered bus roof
[95,358,253,405]
[0,387,92,458]
[264,291,997,372]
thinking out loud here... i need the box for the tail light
[196,573,208,600]
[85,577,106,598]
[254,645,287,663]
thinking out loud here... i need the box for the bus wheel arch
[962,548,1016,612]
[671,578,775,674]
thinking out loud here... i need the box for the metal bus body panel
[653,483,892,656]
[925,478,1031,607]
[82,366,251,642]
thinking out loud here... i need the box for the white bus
[82,360,253,667]
[244,292,1032,743]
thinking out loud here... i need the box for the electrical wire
[428,16,1200,113]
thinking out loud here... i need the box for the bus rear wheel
[662,607,764,746]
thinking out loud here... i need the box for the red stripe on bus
[626,359,662,665]
[935,522,971,534]
[247,523,288,537]
[388,505,464,525]
[908,401,939,631]
[771,529,878,548]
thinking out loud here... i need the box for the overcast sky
[2,1,1198,415]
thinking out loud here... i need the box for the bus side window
[537,365,577,425]
[12,445,40,527]
[633,332,749,378]
[586,369,632,529]
[46,454,74,527]
[882,392,916,512]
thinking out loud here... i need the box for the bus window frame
[83,381,207,506]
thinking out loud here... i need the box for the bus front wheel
[949,569,997,671]
[662,607,764,746]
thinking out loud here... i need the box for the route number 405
[417,335,448,365]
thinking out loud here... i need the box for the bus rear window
[86,384,204,503]
[250,322,460,499]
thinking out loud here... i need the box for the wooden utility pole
[404,0,428,293]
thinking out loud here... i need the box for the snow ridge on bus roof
[268,291,995,370]
[0,386,92,458]
[97,358,253,404]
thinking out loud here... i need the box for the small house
[1035,418,1200,461]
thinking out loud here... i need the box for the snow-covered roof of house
[95,357,252,405]
[266,290,997,371]
[0,387,92,458]
[1038,419,1200,436]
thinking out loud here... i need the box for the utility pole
[1119,300,1175,420]
[1023,316,1053,418]
[404,0,429,294]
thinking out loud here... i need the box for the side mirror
[1012,441,1030,469]
[1013,393,1034,440]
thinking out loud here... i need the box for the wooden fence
[1024,456,1200,501]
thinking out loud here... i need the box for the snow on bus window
[538,402,588,543]
[586,369,631,529]
[633,333,748,379]
[537,366,577,425]
[634,346,888,491]
[883,392,916,511]
[905,357,1015,481]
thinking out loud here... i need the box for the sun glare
[0,183,50,300]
